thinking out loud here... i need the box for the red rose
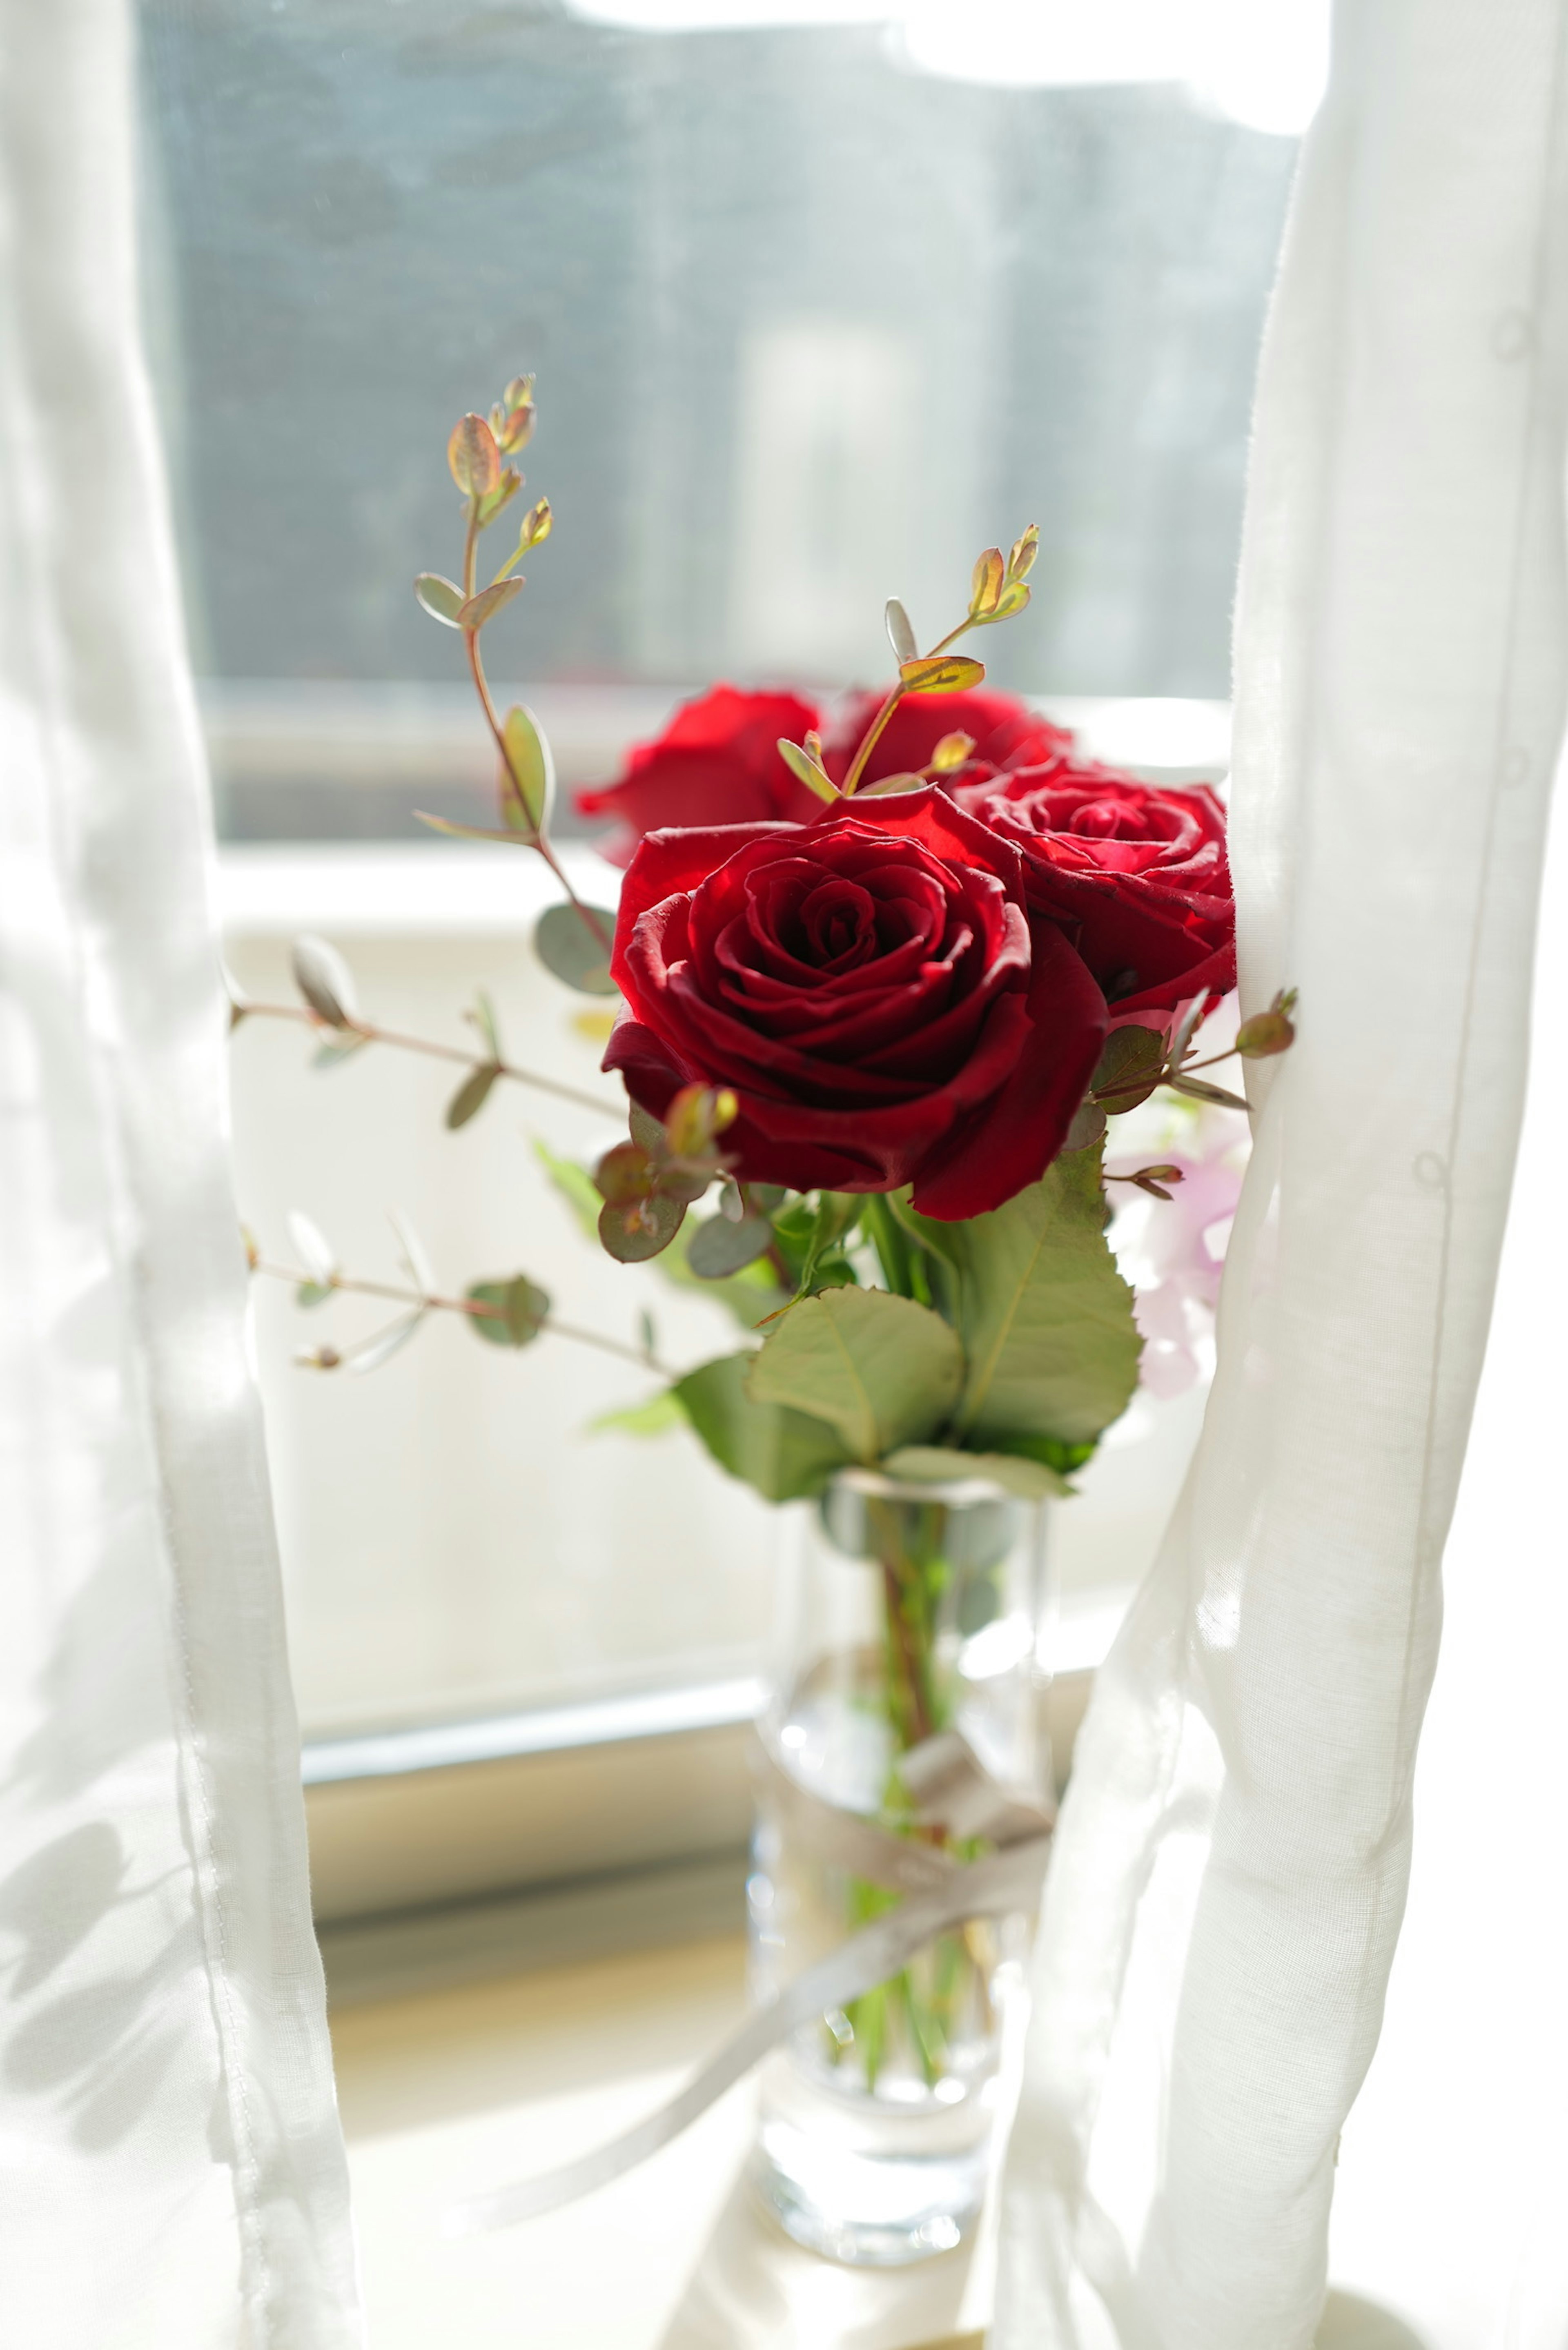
[819,687,1074,791]
[952,764,1235,1019]
[576,685,824,864]
[602,789,1106,1221]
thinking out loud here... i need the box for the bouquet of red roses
[243,381,1292,2196]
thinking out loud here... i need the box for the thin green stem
[463,628,614,960]
[253,1258,670,1375]
[840,683,905,797]
[231,996,617,1118]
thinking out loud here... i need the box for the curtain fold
[993,1,1568,2341]
[0,3,361,2342]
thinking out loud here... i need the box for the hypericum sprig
[411,375,616,987]
[776,525,1040,806]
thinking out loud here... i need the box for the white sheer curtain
[0,4,361,2342]
[994,2,1568,2343]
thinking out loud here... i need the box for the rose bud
[601,787,1107,1222]
[951,764,1235,1020]
[576,686,825,864]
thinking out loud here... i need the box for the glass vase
[748,1463,1053,2267]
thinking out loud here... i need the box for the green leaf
[687,1212,775,1279]
[295,1281,334,1310]
[501,703,554,834]
[986,1428,1098,1477]
[414,572,465,628]
[885,598,918,663]
[747,1287,963,1463]
[291,935,358,1029]
[466,1275,550,1348]
[599,1193,685,1263]
[458,577,525,631]
[882,1445,1070,1501]
[535,902,618,997]
[898,653,986,695]
[652,1215,784,1331]
[446,1063,499,1130]
[477,470,522,527]
[969,579,1030,626]
[1093,1025,1165,1113]
[675,1354,853,1502]
[777,737,838,804]
[467,990,501,1061]
[448,412,500,496]
[947,1146,1141,1449]
[591,1388,686,1439]
[534,1139,601,1239]
[772,1191,863,1296]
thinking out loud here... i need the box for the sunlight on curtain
[994,0,1568,2339]
[0,3,360,2340]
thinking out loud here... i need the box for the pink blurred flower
[1111,1120,1247,1399]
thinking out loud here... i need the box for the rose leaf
[674,1353,854,1503]
[746,1288,964,1463]
[946,1145,1142,1450]
[881,1445,1071,1501]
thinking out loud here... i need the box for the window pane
[139,0,1300,837]
[139,1,1304,1753]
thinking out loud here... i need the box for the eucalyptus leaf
[286,1210,338,1286]
[898,653,986,695]
[414,572,465,627]
[598,1193,684,1263]
[686,1212,775,1280]
[467,990,501,1061]
[947,1147,1141,1449]
[341,1312,425,1374]
[649,1214,784,1330]
[747,1287,963,1463]
[501,703,555,834]
[466,1274,550,1347]
[294,1281,333,1311]
[675,1353,853,1502]
[882,1445,1070,1501]
[291,935,358,1029]
[446,1062,499,1130]
[885,598,918,663]
[459,577,525,630]
[535,902,618,996]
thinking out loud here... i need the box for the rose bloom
[818,686,1074,791]
[577,685,824,865]
[603,788,1107,1220]
[951,764,1235,1019]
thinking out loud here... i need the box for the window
[136,0,1314,1912]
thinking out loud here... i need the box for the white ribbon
[444,1731,1054,2236]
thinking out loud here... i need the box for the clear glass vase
[748,1464,1053,2267]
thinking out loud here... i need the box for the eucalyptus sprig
[247,1209,670,1377]
[777,524,1040,806]
[411,375,617,993]
[227,936,620,1130]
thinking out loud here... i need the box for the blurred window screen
[138,0,1311,1764]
